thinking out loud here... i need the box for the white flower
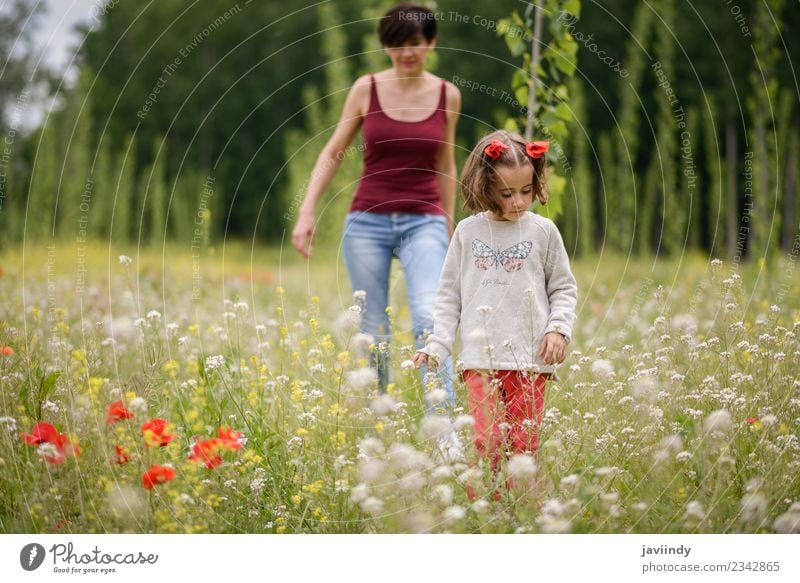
[593,466,617,479]
[349,483,369,504]
[682,500,705,523]
[370,395,399,416]
[42,400,59,414]
[591,359,614,378]
[536,515,573,534]
[507,454,537,479]
[631,374,657,401]
[349,333,375,357]
[205,355,225,371]
[345,367,377,391]
[0,417,18,432]
[441,505,467,524]
[773,503,800,533]
[471,499,490,514]
[702,409,733,436]
[129,397,148,414]
[761,414,777,427]
[432,484,454,506]
[560,474,580,492]
[118,255,133,266]
[234,301,249,313]
[400,359,415,372]
[358,437,385,457]
[333,309,361,338]
[740,492,768,525]
[357,459,388,484]
[146,310,161,320]
[397,472,426,494]
[106,485,146,520]
[453,415,475,431]
[710,258,722,268]
[426,388,448,406]
[352,290,367,302]
[675,451,693,462]
[360,496,384,516]
[419,415,453,439]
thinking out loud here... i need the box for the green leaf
[505,35,527,57]
[555,102,573,122]
[555,55,576,76]
[563,0,581,17]
[549,120,568,136]
[540,110,559,128]
[41,371,61,402]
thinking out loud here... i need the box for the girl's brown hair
[460,129,548,215]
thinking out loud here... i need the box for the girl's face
[384,34,435,75]
[488,164,534,221]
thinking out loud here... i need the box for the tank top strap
[368,74,380,114]
[438,79,446,112]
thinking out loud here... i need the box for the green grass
[1,240,799,533]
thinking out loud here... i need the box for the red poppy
[484,139,509,160]
[22,422,61,445]
[525,141,550,159]
[217,426,243,449]
[1,346,13,356]
[188,438,225,469]
[106,400,134,424]
[142,464,176,490]
[114,444,130,465]
[746,417,758,425]
[141,418,176,447]
[21,422,80,464]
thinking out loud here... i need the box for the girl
[414,129,577,473]
[291,3,460,407]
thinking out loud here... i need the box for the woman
[291,3,461,407]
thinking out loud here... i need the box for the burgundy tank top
[350,75,447,214]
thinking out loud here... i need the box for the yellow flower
[295,428,308,437]
[375,421,385,434]
[311,296,320,305]
[386,383,395,395]
[188,324,199,335]
[291,494,302,505]
[335,431,346,446]
[276,287,286,295]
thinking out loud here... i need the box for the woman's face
[384,34,436,75]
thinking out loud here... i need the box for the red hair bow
[526,141,549,158]
[484,140,509,160]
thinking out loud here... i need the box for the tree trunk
[725,119,737,259]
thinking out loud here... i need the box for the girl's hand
[538,332,567,365]
[413,351,431,369]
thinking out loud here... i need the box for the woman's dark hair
[378,3,436,47]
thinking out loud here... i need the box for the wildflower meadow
[1,241,798,534]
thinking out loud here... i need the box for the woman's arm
[291,76,370,258]
[436,82,461,238]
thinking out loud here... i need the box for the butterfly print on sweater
[471,239,533,272]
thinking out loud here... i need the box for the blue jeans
[341,211,455,409]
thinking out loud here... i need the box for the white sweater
[421,211,577,373]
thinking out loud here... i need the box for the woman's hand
[538,332,567,365]
[291,211,316,259]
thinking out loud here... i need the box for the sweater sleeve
[419,224,463,364]
[542,221,578,343]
